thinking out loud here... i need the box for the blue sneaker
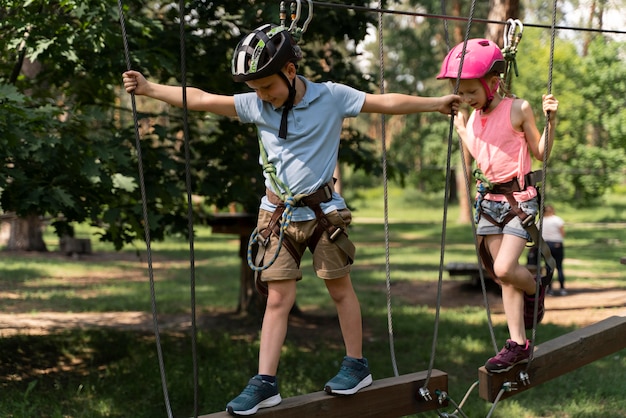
[226,375,281,416]
[324,356,373,395]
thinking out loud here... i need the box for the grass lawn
[1,188,625,417]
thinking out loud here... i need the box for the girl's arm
[520,94,559,160]
[360,93,460,115]
[122,70,238,117]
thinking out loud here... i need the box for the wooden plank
[198,370,448,418]
[479,315,626,402]
[445,262,486,277]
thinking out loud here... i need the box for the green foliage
[365,0,492,193]
[2,0,626,250]
[0,0,383,249]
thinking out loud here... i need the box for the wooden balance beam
[198,369,448,418]
[479,315,626,402]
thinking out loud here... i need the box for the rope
[375,0,399,379]
[177,1,200,416]
[116,2,174,417]
[418,0,480,400]
[440,0,451,50]
[309,1,626,35]
[525,0,558,372]
[245,137,300,272]
[458,134,501,356]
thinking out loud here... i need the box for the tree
[1,1,382,253]
[361,0,491,224]
[0,1,170,250]
[514,27,626,206]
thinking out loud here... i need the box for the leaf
[29,38,56,62]
[112,173,138,193]
[0,84,25,104]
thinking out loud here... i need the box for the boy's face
[245,63,295,107]
[246,73,289,107]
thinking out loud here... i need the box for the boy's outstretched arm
[122,70,237,117]
[360,93,460,115]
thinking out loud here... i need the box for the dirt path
[2,280,625,337]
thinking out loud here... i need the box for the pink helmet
[437,39,505,79]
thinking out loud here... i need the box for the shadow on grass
[1,312,624,418]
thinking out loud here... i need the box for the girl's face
[456,78,487,110]
[456,75,499,110]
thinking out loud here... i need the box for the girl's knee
[492,264,517,282]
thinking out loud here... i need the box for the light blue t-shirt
[234,76,366,221]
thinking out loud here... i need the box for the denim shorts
[476,198,538,239]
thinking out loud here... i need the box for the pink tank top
[465,97,536,202]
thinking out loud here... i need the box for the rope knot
[284,195,296,207]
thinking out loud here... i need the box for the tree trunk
[487,0,520,46]
[4,213,48,251]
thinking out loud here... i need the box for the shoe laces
[503,339,530,355]
[241,378,272,398]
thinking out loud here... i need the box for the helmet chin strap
[479,78,498,112]
[277,71,297,139]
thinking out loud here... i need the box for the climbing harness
[473,168,556,283]
[246,137,355,294]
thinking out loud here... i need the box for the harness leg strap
[477,236,497,281]
[255,205,302,296]
[307,203,355,264]
[501,194,555,285]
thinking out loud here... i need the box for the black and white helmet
[231,24,302,82]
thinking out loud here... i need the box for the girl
[438,39,558,373]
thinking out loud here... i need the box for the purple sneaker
[485,339,531,373]
[524,283,546,329]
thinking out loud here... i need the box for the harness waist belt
[488,171,541,195]
[265,181,334,208]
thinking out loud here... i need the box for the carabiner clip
[280,0,312,42]
[504,18,524,50]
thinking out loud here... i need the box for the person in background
[542,204,566,295]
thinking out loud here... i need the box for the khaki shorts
[255,208,354,282]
